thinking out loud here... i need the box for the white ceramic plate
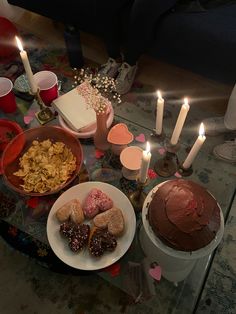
[47,181,136,270]
[142,181,224,260]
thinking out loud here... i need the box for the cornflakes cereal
[14,139,77,193]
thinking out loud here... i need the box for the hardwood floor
[17,11,233,115]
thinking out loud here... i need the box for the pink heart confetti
[149,265,162,281]
[24,115,34,125]
[24,109,37,125]
[158,148,166,155]
[175,172,182,178]
[135,133,145,143]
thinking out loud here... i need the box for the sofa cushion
[152,5,236,83]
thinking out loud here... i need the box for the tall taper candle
[170,98,190,145]
[156,90,164,135]
[182,123,206,169]
[139,141,151,183]
[15,36,37,93]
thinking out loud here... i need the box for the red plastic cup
[0,77,17,113]
[33,70,58,106]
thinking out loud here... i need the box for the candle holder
[165,140,181,154]
[102,149,122,169]
[121,166,139,181]
[178,163,193,177]
[33,89,55,125]
[154,139,180,177]
[128,178,149,212]
[150,129,166,143]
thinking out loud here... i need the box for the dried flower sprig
[72,67,121,114]
[77,80,110,114]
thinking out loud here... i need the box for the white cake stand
[140,181,224,283]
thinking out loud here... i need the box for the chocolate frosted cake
[147,179,221,251]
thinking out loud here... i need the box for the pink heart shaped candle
[107,123,133,145]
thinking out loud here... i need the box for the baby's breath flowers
[73,67,121,114]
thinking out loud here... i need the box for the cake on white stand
[140,182,224,283]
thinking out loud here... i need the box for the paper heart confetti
[135,133,145,143]
[26,197,39,209]
[148,169,158,179]
[104,263,121,277]
[158,147,166,155]
[95,149,105,159]
[149,265,162,281]
[24,109,37,125]
[24,115,34,125]
[107,123,133,145]
[175,172,182,178]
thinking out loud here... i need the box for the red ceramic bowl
[1,126,83,196]
[0,119,24,174]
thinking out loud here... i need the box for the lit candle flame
[146,141,150,153]
[184,97,188,106]
[15,36,23,51]
[157,90,162,99]
[199,122,205,137]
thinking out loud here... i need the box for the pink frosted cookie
[83,188,113,218]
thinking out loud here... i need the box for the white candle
[15,36,37,93]
[182,123,206,169]
[139,141,151,183]
[170,98,190,145]
[155,90,164,135]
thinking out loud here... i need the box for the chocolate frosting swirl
[148,179,220,251]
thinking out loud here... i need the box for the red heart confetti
[26,197,39,209]
[95,149,105,159]
[104,263,121,277]
[148,169,158,179]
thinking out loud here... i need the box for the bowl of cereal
[1,126,83,196]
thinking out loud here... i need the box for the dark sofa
[8,0,236,84]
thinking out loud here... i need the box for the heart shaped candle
[107,123,133,145]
